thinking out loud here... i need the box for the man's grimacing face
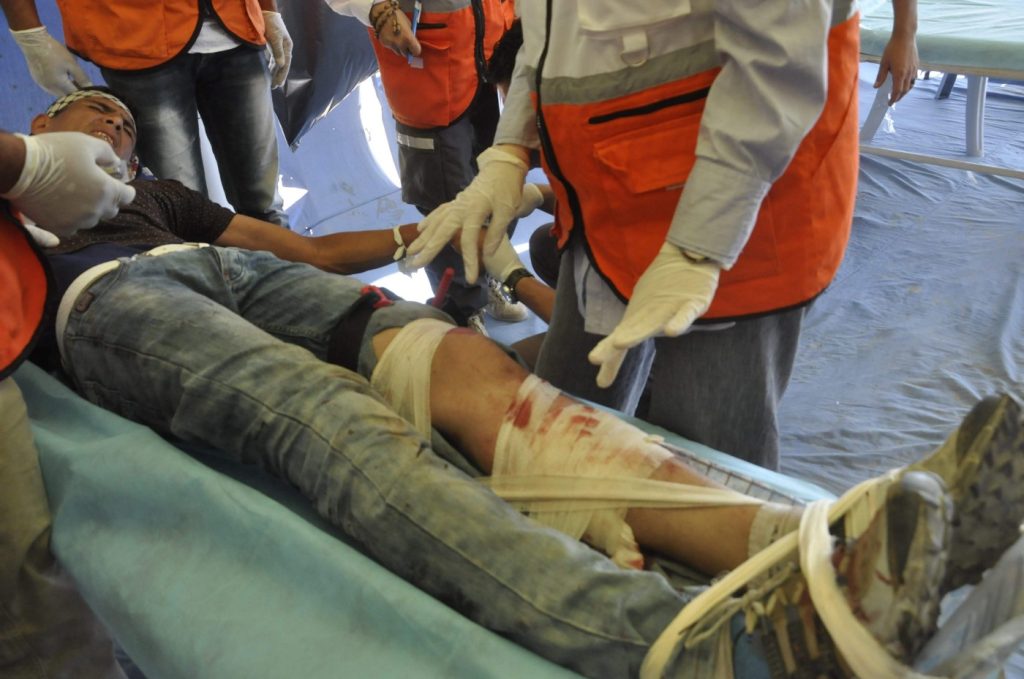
[31,95,138,166]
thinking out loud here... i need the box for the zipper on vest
[534,0,585,245]
[471,0,488,81]
[588,88,711,125]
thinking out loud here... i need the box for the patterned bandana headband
[45,89,136,130]
[45,89,138,181]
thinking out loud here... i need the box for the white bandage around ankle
[486,375,761,569]
[370,318,455,439]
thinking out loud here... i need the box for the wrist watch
[501,268,535,304]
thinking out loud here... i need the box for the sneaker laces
[682,563,799,649]
[642,473,943,679]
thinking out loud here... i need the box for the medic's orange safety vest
[371,0,514,129]
[0,205,50,380]
[540,17,860,321]
[56,0,266,71]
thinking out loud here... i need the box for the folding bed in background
[858,0,1024,178]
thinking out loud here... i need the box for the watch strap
[502,268,535,303]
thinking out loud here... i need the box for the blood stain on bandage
[536,399,570,435]
[569,413,601,430]
[509,398,532,429]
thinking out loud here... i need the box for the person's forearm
[891,0,918,38]
[493,57,541,149]
[0,131,27,195]
[666,0,830,267]
[310,223,420,274]
[0,0,42,30]
[511,277,554,324]
[217,214,419,275]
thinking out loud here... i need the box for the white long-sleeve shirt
[324,0,375,25]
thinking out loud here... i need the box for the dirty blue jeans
[58,246,726,677]
[101,47,287,226]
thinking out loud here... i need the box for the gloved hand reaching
[10,26,92,96]
[483,235,525,283]
[589,243,721,388]
[406,145,528,284]
[2,132,137,236]
[516,183,545,218]
[262,11,293,89]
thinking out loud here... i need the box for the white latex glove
[24,223,60,248]
[1,133,137,236]
[589,243,721,388]
[10,26,92,96]
[483,235,525,283]
[407,146,528,284]
[516,182,545,218]
[262,11,293,89]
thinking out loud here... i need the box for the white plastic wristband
[392,225,406,261]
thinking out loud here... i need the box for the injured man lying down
[20,87,1024,678]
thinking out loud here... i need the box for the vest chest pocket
[592,114,701,196]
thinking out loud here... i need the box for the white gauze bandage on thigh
[370,318,455,439]
[486,375,746,570]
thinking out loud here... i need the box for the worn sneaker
[836,471,952,661]
[903,394,1024,592]
[466,310,490,337]
[485,276,528,323]
[649,471,952,678]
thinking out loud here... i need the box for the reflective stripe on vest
[540,16,859,320]
[56,0,266,71]
[371,0,513,129]
[0,206,50,379]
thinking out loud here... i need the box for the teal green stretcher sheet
[859,0,1024,78]
[17,361,831,678]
